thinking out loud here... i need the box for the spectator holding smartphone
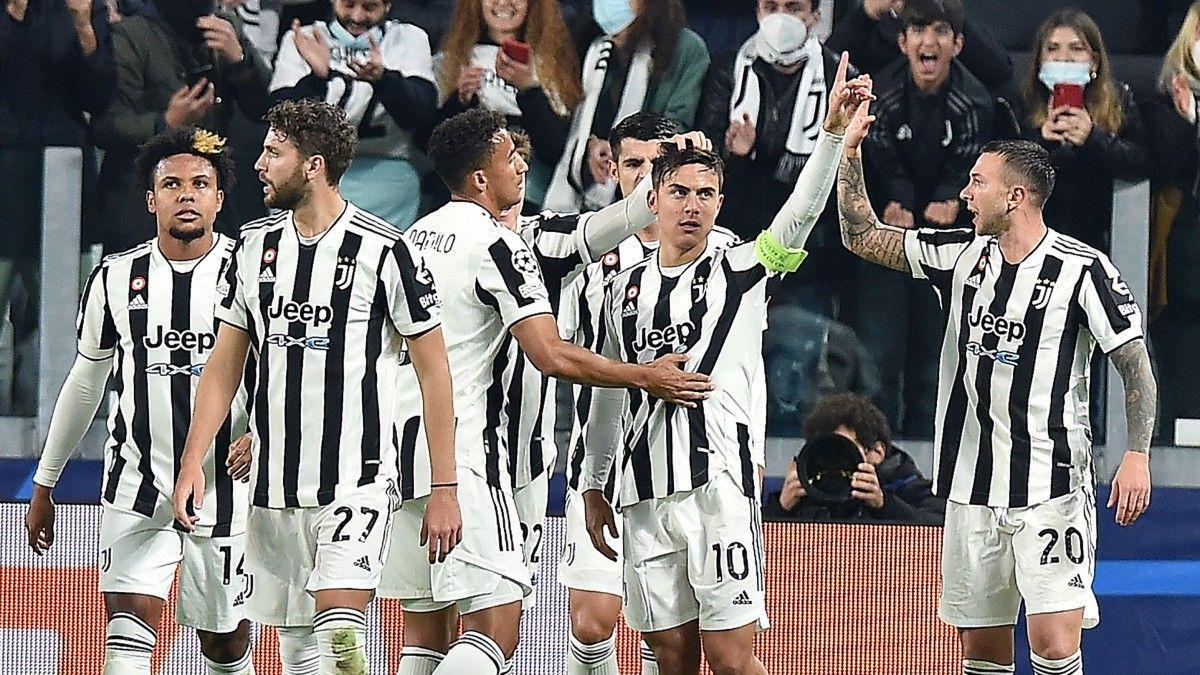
[1016,8,1150,252]
[91,0,270,253]
[434,0,582,208]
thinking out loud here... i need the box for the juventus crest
[335,256,357,291]
[1031,278,1056,310]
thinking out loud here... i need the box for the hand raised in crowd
[225,433,253,482]
[583,489,619,561]
[1055,106,1094,146]
[863,0,904,20]
[292,18,332,79]
[198,14,244,64]
[6,0,28,21]
[104,0,121,24]
[923,199,959,227]
[664,130,713,153]
[1040,107,1066,143]
[586,136,613,186]
[883,201,915,229]
[726,113,757,158]
[65,0,92,22]
[25,484,56,556]
[349,34,384,82]
[495,49,536,91]
[823,52,875,135]
[778,462,807,511]
[421,485,463,563]
[457,65,487,104]
[164,79,216,129]
[1171,72,1197,123]
[850,462,885,510]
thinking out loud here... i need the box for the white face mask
[1191,39,1200,72]
[1038,60,1093,89]
[758,13,810,67]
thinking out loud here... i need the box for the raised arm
[1107,338,1156,526]
[837,99,909,272]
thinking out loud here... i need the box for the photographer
[764,393,945,525]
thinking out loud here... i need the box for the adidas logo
[621,303,638,318]
[732,591,753,606]
[1067,574,1085,590]
[353,555,371,572]
[258,268,276,283]
[128,295,148,311]
[233,593,245,607]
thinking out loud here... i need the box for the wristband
[431,482,457,489]
[754,230,808,273]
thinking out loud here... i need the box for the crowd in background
[3,0,1199,444]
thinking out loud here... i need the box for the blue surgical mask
[327,18,382,52]
[1038,60,1092,89]
[593,0,636,36]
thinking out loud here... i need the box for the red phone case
[502,40,531,64]
[1051,83,1085,109]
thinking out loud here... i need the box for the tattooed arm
[837,150,909,272]
[1107,337,1155,526]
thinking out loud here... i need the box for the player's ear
[647,184,659,215]
[216,189,225,213]
[470,168,488,195]
[145,190,156,214]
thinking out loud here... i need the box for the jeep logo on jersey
[143,326,216,353]
[334,256,356,290]
[968,306,1026,342]
[632,320,695,353]
[268,297,333,327]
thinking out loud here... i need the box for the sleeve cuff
[32,469,59,490]
[505,308,554,333]
[903,229,926,279]
[400,318,443,340]
[1099,331,1144,356]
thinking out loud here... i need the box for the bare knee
[569,592,621,645]
[644,627,701,675]
[1027,610,1082,660]
[959,626,1015,665]
[1028,633,1081,660]
[197,620,251,663]
[103,592,162,626]
[701,625,760,675]
[461,602,522,659]
[403,606,458,653]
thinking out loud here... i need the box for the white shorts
[513,471,549,607]
[378,495,451,613]
[428,468,531,614]
[621,472,769,633]
[98,504,247,634]
[557,488,623,597]
[244,481,398,627]
[940,487,1100,629]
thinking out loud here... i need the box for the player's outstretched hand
[844,98,876,154]
[1108,451,1151,526]
[226,433,253,482]
[582,489,619,561]
[641,354,712,408]
[25,484,56,556]
[823,51,875,135]
[421,485,463,564]
[663,131,713,154]
[172,463,205,532]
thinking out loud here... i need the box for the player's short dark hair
[134,126,236,192]
[608,111,677,161]
[651,146,724,191]
[803,393,892,453]
[981,139,1056,207]
[428,109,508,191]
[900,0,965,35]
[264,99,357,185]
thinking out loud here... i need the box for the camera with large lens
[796,433,863,504]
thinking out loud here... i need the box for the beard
[264,165,310,211]
[168,224,207,242]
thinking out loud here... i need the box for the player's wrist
[1122,450,1150,463]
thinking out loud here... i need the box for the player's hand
[1108,451,1151,526]
[725,113,757,158]
[923,199,960,227]
[582,489,619,561]
[456,65,487,104]
[172,462,206,532]
[65,0,92,23]
[421,485,463,563]
[639,354,713,408]
[778,462,807,510]
[843,96,876,154]
[586,136,613,186]
[226,433,253,482]
[292,18,331,79]
[348,34,385,82]
[664,130,713,154]
[495,48,536,91]
[25,484,56,556]
[863,0,904,20]
[883,201,915,229]
[164,80,216,129]
[823,52,875,135]
[197,14,244,64]
[850,462,885,510]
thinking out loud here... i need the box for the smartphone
[1051,82,1085,110]
[186,64,214,88]
[502,40,531,65]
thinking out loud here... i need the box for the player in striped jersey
[25,128,254,674]
[383,109,712,675]
[173,100,461,674]
[837,107,1156,675]
[580,54,869,674]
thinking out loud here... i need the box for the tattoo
[1110,339,1157,454]
[836,152,909,272]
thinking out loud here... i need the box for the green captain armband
[754,231,808,273]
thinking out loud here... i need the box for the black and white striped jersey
[905,226,1144,507]
[75,235,249,536]
[215,203,441,508]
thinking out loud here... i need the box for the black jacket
[864,59,995,226]
[697,46,846,246]
[763,447,945,525]
[1015,84,1150,251]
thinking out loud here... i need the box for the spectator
[763,393,945,524]
[225,0,283,63]
[854,0,993,437]
[697,0,850,316]
[543,0,710,212]
[272,0,439,229]
[91,0,271,253]
[1144,0,1200,435]
[826,0,1012,91]
[1016,8,1150,252]
[435,0,581,208]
